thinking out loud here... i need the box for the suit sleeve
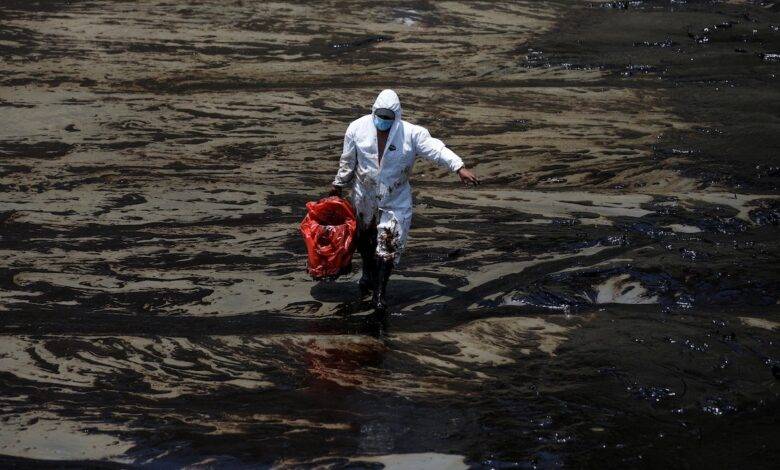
[413,126,464,173]
[332,126,357,187]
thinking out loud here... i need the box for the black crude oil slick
[0,1,778,468]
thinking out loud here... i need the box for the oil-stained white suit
[332,89,464,263]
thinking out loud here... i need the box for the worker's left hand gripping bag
[300,196,358,279]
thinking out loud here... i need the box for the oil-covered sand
[1,0,779,468]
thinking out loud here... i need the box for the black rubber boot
[358,255,374,297]
[372,257,394,313]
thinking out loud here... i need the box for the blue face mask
[373,115,393,131]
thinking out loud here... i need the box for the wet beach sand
[1,0,779,468]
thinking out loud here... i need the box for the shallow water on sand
[1,0,778,467]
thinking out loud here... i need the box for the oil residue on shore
[0,1,778,467]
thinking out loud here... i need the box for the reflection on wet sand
[1,0,779,467]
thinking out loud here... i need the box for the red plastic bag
[300,196,357,279]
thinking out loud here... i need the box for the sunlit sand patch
[2,184,270,227]
[0,336,277,398]
[739,317,779,331]
[350,452,468,470]
[0,333,462,398]
[13,272,197,292]
[0,289,41,311]
[160,269,320,316]
[397,316,574,367]
[507,258,662,308]
[466,245,610,290]
[0,337,94,389]
[0,412,133,462]
[415,86,691,189]
[556,258,635,274]
[7,258,318,318]
[298,335,470,397]
[207,414,352,435]
[2,247,131,269]
[676,192,780,222]
[281,317,574,396]
[2,0,778,464]
[1,1,565,87]
[666,224,702,234]
[0,325,574,403]
[276,453,468,470]
[594,274,658,305]
[428,189,654,223]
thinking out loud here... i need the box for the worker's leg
[372,255,394,313]
[356,217,378,297]
[372,217,401,313]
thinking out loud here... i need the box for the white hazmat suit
[332,89,464,264]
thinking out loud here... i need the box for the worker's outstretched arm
[414,127,479,187]
[330,127,357,196]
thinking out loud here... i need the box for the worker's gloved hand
[329,185,343,197]
[457,167,480,187]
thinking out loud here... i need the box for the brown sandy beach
[1,1,778,467]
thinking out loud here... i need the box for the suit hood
[372,89,402,121]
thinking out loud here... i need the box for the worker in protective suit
[330,89,479,313]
